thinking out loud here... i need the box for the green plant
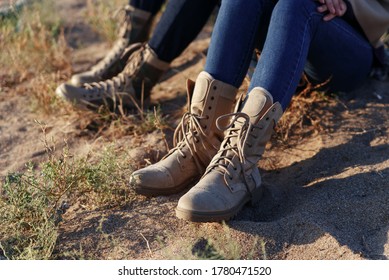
[0,163,59,260]
[0,132,135,259]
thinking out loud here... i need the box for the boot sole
[175,186,263,222]
[134,175,201,197]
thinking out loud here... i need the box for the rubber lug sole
[175,186,263,222]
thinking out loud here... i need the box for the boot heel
[250,186,263,206]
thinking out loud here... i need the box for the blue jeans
[148,0,219,62]
[130,0,165,16]
[205,0,374,110]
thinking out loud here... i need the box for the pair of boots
[130,71,283,222]
[56,5,169,109]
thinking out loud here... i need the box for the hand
[316,0,347,21]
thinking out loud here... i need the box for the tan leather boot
[70,5,154,87]
[176,87,283,222]
[129,71,238,196]
[56,44,169,109]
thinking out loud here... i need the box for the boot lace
[207,112,261,188]
[167,112,216,173]
[83,46,145,99]
[84,73,127,99]
[90,40,128,76]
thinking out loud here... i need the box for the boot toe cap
[130,166,175,190]
[175,172,249,222]
[55,83,71,100]
[55,83,86,105]
[177,187,228,214]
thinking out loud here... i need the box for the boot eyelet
[210,96,215,100]
[266,117,270,121]
[213,86,217,90]
[205,115,209,119]
[272,108,276,112]
[203,125,207,129]
[208,106,212,110]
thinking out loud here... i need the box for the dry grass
[276,77,337,142]
[0,128,136,259]
[0,0,340,261]
[0,0,72,114]
[85,0,128,43]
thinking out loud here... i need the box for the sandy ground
[1,0,388,259]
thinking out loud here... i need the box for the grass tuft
[0,0,72,114]
[0,128,135,259]
[85,0,128,43]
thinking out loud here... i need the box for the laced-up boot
[70,5,154,86]
[55,44,169,109]
[129,71,238,196]
[176,87,283,222]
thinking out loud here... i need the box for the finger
[339,1,347,16]
[323,13,336,21]
[332,0,345,17]
[317,5,328,13]
[332,0,343,15]
[325,0,336,14]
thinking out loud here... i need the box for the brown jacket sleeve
[348,0,389,46]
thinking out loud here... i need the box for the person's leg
[127,0,166,44]
[148,0,218,63]
[129,0,165,16]
[176,0,374,222]
[249,0,374,110]
[67,1,164,87]
[57,0,218,108]
[204,0,275,88]
[130,0,274,197]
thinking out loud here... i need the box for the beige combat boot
[176,87,283,222]
[55,44,169,109]
[70,5,154,87]
[129,71,238,196]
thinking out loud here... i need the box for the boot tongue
[240,88,273,125]
[190,71,213,116]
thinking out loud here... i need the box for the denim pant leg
[148,0,218,63]
[249,0,373,110]
[129,0,166,16]
[205,0,275,88]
